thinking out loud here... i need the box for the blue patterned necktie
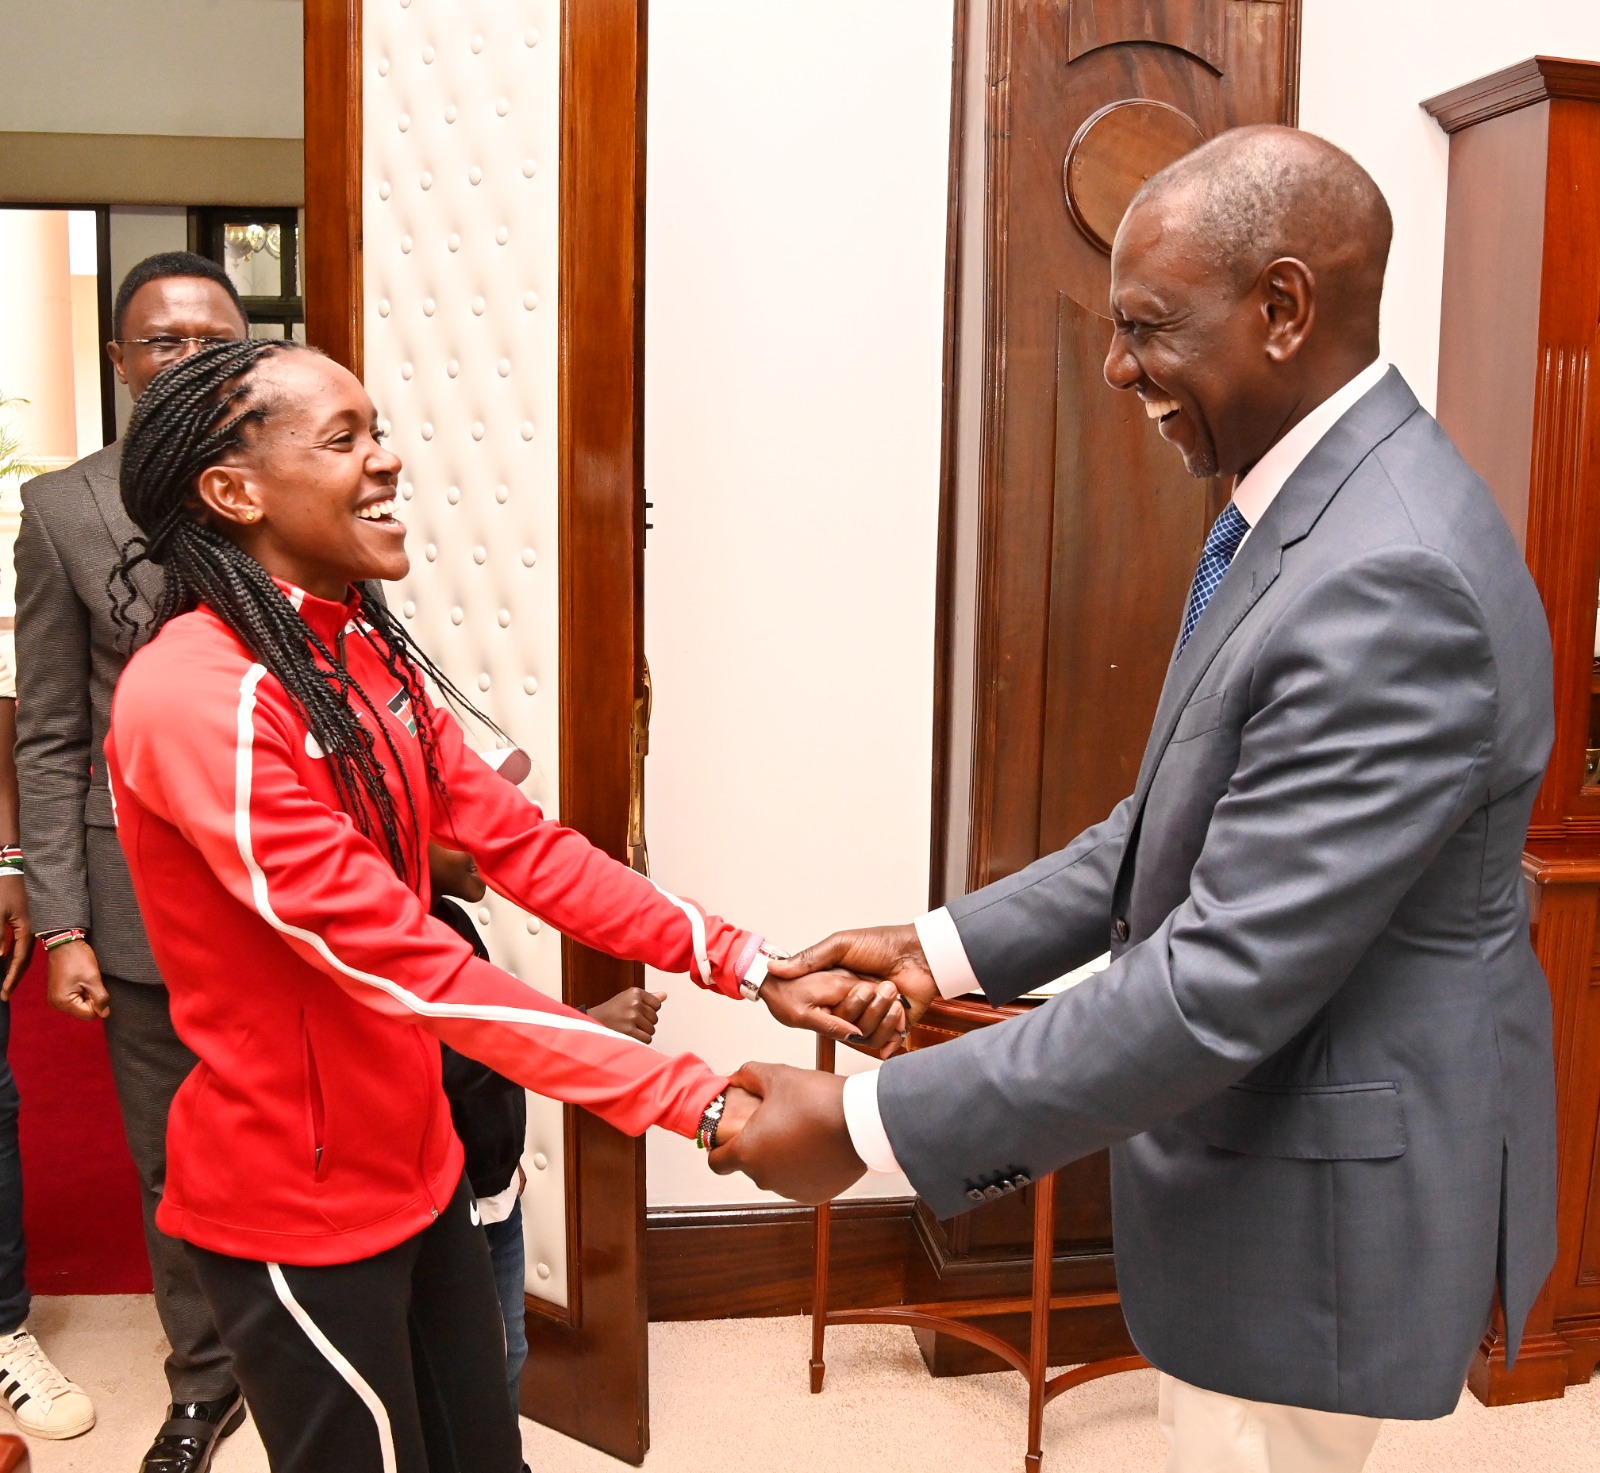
[1177,502,1250,655]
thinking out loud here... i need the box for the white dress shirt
[841,359,1393,1175]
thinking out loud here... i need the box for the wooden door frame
[303,0,653,1461]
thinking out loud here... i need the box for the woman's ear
[194,464,264,527]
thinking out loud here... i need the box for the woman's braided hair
[112,338,500,884]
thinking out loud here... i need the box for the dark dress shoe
[138,1391,246,1473]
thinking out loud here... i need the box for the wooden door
[304,0,656,1460]
[920,0,1300,1372]
[933,0,1302,899]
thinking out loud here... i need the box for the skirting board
[646,1199,915,1322]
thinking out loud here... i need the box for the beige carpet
[11,1296,1598,1471]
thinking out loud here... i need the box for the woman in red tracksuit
[103,340,895,1473]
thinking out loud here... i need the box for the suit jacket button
[983,1184,1005,1201]
[1112,918,1129,942]
[966,1188,986,1203]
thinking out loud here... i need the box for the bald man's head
[1132,124,1392,338]
[1104,126,1392,480]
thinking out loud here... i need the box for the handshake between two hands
[701,923,939,1205]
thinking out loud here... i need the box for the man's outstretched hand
[708,1061,866,1204]
[766,924,938,1057]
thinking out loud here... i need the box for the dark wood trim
[522,1,653,1463]
[94,205,115,448]
[928,0,972,909]
[647,1200,915,1321]
[302,0,362,374]
[1423,55,1600,135]
[1281,0,1303,127]
[965,0,1015,893]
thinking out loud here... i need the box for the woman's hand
[764,926,938,1057]
[758,972,907,1055]
[46,940,111,1020]
[588,987,665,1043]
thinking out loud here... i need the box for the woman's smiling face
[194,350,409,601]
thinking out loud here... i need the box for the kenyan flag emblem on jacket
[387,688,418,737]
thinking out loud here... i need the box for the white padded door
[362,0,568,1310]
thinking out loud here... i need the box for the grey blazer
[15,442,163,982]
[879,370,1557,1421]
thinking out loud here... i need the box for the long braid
[112,340,500,883]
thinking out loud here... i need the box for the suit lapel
[1128,369,1424,815]
[82,444,163,618]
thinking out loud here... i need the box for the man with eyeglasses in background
[13,253,248,1473]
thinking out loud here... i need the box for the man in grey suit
[711,128,1558,1470]
[15,253,250,1473]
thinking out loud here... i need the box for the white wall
[1299,0,1600,412]
[642,1,955,1206]
[0,0,303,139]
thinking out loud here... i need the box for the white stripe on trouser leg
[268,1262,398,1473]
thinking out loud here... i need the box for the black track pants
[187,1175,521,1473]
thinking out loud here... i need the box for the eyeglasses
[114,336,237,362]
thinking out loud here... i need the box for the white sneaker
[0,1328,95,1439]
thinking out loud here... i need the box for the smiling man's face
[1103,198,1280,481]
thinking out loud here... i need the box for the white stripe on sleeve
[231,665,624,1037]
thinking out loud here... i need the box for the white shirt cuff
[914,907,982,999]
[841,1070,902,1174]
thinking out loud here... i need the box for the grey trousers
[102,975,236,1403]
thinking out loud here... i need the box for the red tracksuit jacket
[105,585,761,1265]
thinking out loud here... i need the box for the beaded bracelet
[695,1090,727,1151]
[0,845,22,878]
[40,928,87,952]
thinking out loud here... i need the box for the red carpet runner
[10,948,152,1294]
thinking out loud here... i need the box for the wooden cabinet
[1426,56,1600,1405]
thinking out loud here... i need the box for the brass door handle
[627,660,652,875]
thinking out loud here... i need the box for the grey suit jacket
[15,442,164,981]
[879,371,1557,1420]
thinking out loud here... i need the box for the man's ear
[194,464,263,528]
[106,341,127,386]
[1260,256,1316,364]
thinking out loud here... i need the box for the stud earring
[245,509,260,522]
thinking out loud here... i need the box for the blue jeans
[484,1200,527,1417]
[0,999,29,1334]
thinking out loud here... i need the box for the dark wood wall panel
[647,1202,914,1322]
[1040,291,1213,847]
